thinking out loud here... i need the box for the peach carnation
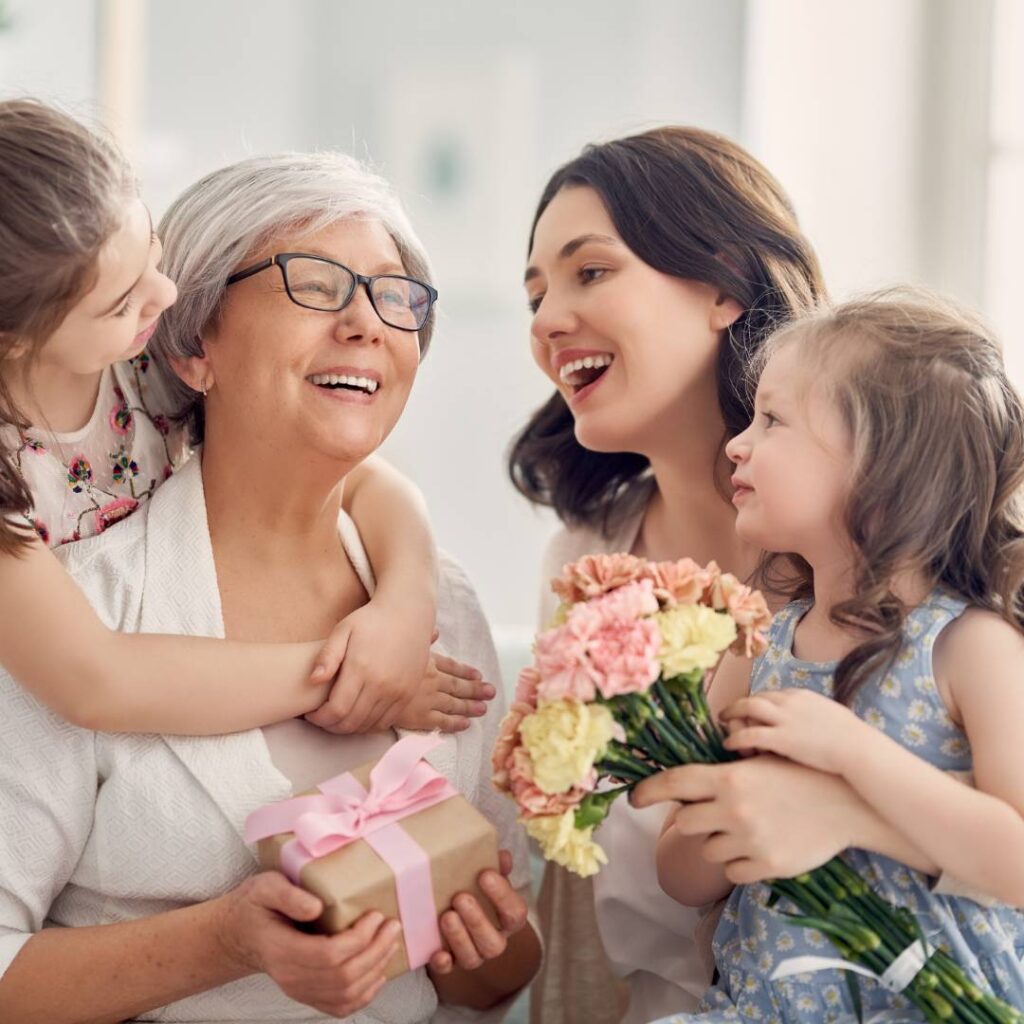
[641,557,718,607]
[491,702,531,793]
[515,667,541,706]
[707,572,773,657]
[551,552,646,605]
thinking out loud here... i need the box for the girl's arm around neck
[0,538,330,733]
[839,608,1024,907]
[318,455,441,731]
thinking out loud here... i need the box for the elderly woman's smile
[202,217,422,465]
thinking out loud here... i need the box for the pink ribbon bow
[245,733,458,970]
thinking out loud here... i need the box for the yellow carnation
[656,604,737,677]
[519,699,616,795]
[524,810,608,877]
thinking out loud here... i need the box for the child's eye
[114,295,136,318]
[762,410,779,428]
[527,293,544,315]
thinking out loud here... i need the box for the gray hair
[149,151,435,442]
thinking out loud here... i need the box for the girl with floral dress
[0,98,492,736]
[635,290,1024,1021]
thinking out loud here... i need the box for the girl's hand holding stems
[636,607,1024,912]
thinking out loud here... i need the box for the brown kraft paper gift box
[257,757,501,980]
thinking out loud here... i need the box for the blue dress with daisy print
[653,589,1024,1023]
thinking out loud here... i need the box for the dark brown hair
[0,99,135,553]
[759,288,1024,704]
[508,126,826,535]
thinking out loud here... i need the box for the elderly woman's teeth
[307,373,379,394]
[559,353,613,388]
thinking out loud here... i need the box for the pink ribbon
[245,733,457,969]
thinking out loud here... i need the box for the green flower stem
[652,681,710,753]
[584,676,1024,1022]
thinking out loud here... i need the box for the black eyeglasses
[226,253,438,332]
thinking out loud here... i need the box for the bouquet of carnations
[492,553,1022,1024]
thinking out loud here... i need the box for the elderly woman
[0,153,540,1023]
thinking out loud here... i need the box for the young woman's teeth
[308,373,379,394]
[559,354,613,388]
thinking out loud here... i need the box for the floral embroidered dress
[654,589,1024,1023]
[2,354,184,547]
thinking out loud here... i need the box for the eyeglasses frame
[225,252,438,332]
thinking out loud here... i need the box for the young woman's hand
[720,689,867,774]
[632,755,867,883]
[214,872,402,1017]
[427,851,529,976]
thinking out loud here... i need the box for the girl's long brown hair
[0,100,134,554]
[508,126,826,535]
[760,288,1024,704]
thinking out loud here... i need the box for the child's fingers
[311,623,352,682]
[498,849,513,877]
[722,726,783,756]
[323,670,362,725]
[431,691,488,720]
[720,696,784,727]
[432,653,483,682]
[303,704,345,732]
[436,669,495,704]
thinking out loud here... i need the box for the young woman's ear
[711,293,744,332]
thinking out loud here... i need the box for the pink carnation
[587,616,662,698]
[535,580,661,701]
[551,552,646,605]
[508,746,595,818]
[641,557,717,607]
[535,613,600,702]
[707,572,773,657]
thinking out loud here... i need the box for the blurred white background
[2,0,1021,647]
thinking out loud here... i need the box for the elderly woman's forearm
[431,924,542,1010]
[0,898,247,1024]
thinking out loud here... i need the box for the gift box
[245,733,500,980]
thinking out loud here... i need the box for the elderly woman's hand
[428,850,528,976]
[214,872,402,1017]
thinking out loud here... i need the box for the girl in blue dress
[637,289,1024,1021]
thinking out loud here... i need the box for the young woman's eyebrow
[524,233,621,284]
